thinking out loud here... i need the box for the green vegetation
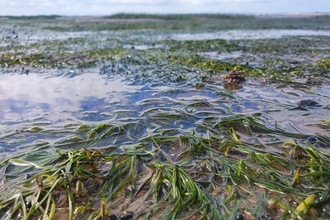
[1,113,330,219]
[1,14,330,219]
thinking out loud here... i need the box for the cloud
[8,1,18,5]
[12,0,281,7]
[0,0,329,16]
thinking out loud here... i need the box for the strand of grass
[0,154,63,204]
[218,146,307,196]
[175,166,222,218]
[42,193,53,220]
[110,155,137,200]
[195,127,316,198]
[86,123,126,144]
[53,137,92,147]
[1,147,98,218]
[151,137,173,164]
[26,177,62,218]
[170,126,328,198]
[3,194,24,220]
[146,162,223,219]
[97,152,145,204]
[49,197,56,220]
[217,114,323,140]
[188,135,306,197]
[29,149,98,218]
[18,195,27,220]
[8,159,45,169]
[139,107,172,117]
[0,142,53,166]
[65,182,74,220]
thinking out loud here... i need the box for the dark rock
[119,211,134,220]
[298,99,319,107]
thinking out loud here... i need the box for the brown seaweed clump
[222,70,246,83]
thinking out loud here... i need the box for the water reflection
[1,69,329,154]
[173,29,330,41]
[0,72,143,125]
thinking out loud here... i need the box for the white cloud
[8,1,18,5]
[0,0,329,16]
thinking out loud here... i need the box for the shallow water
[172,29,330,41]
[1,69,329,153]
[237,83,330,135]
[0,71,142,123]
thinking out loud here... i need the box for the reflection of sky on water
[173,29,330,41]
[1,69,329,144]
[0,72,143,124]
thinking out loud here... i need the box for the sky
[0,0,329,16]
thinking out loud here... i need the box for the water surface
[172,29,330,41]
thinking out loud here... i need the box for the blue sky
[0,0,329,16]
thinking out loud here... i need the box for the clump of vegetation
[317,58,330,70]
